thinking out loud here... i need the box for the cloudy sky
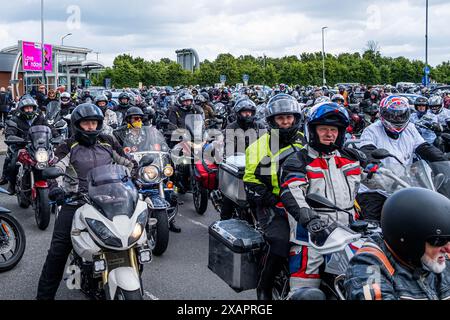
[1,0,449,67]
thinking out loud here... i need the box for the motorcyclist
[79,89,94,104]
[95,94,118,136]
[359,95,446,166]
[104,90,118,109]
[36,103,136,300]
[220,98,266,221]
[331,93,345,106]
[114,107,182,234]
[194,94,215,123]
[279,102,364,295]
[59,92,76,117]
[114,92,132,125]
[167,91,203,130]
[338,85,349,107]
[428,95,450,130]
[243,93,304,300]
[410,96,440,145]
[43,89,59,108]
[0,96,46,192]
[345,187,450,300]
[359,89,380,119]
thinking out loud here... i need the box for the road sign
[104,78,111,89]
[220,75,226,83]
[422,75,429,86]
[243,74,249,82]
[424,65,430,74]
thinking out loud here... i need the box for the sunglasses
[427,236,450,247]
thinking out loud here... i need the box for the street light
[61,33,72,46]
[322,26,328,87]
[41,0,45,87]
[425,0,429,87]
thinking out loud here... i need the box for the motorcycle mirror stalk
[42,167,76,182]
[371,148,406,168]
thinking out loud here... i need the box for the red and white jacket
[279,145,362,246]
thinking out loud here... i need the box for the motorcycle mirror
[305,193,342,211]
[54,119,66,128]
[139,154,155,167]
[434,173,446,191]
[371,149,392,160]
[42,167,63,179]
[5,136,25,146]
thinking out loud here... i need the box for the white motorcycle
[44,164,153,300]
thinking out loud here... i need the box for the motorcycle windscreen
[88,165,138,220]
[119,126,169,153]
[429,161,450,199]
[45,101,61,121]
[28,125,52,150]
[185,114,205,142]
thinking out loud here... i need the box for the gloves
[49,187,65,206]
[306,217,328,234]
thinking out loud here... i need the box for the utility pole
[322,26,328,87]
[425,0,429,87]
[41,0,46,88]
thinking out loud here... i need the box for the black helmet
[177,92,194,111]
[266,94,303,143]
[414,96,429,116]
[71,103,104,146]
[194,94,207,105]
[201,91,210,102]
[382,188,450,267]
[18,96,38,120]
[118,92,130,107]
[125,107,144,124]
[305,102,350,153]
[370,89,379,100]
[104,90,112,100]
[428,95,443,114]
[94,94,109,112]
[234,97,257,128]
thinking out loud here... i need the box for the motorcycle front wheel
[35,188,51,230]
[148,209,169,256]
[115,288,143,300]
[0,213,26,273]
[192,179,208,215]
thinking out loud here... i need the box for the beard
[421,254,447,274]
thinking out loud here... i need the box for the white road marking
[178,214,209,229]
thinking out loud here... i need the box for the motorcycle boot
[257,252,284,300]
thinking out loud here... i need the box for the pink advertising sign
[21,41,53,72]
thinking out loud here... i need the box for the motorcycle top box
[218,154,247,207]
[208,219,265,293]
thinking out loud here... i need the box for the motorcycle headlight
[141,165,159,182]
[128,211,148,246]
[35,149,49,163]
[163,165,174,177]
[86,218,122,248]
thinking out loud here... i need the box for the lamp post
[322,26,328,87]
[41,0,45,88]
[61,33,72,46]
[425,0,429,87]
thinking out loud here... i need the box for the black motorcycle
[0,187,26,273]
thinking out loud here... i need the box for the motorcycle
[116,125,177,256]
[356,148,450,221]
[43,164,152,300]
[0,187,26,273]
[5,124,58,230]
[171,114,210,215]
[44,101,69,141]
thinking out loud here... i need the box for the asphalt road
[0,155,256,300]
